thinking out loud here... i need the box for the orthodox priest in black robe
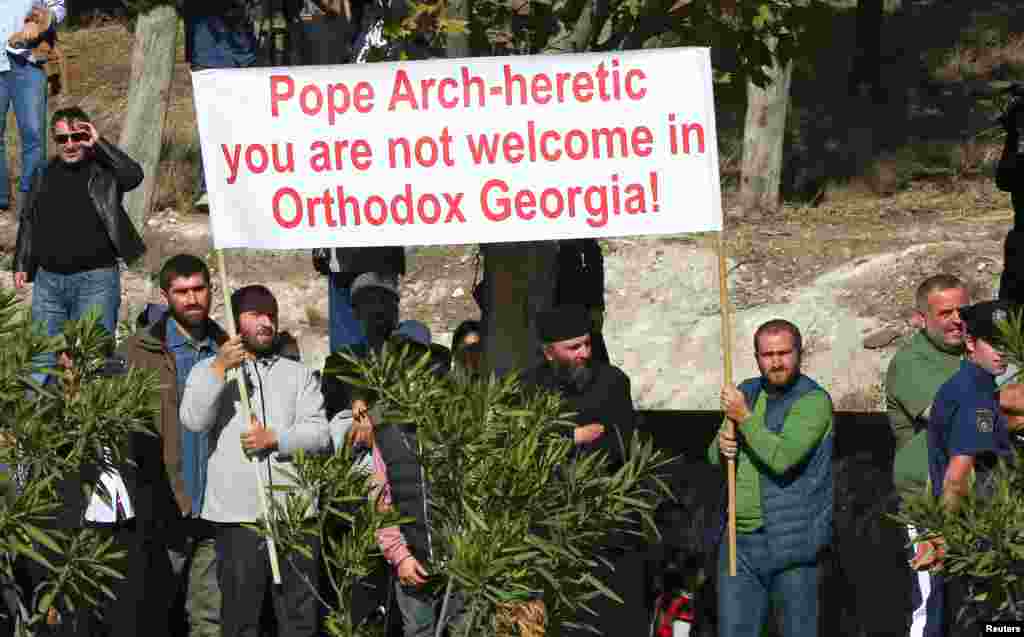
[519,304,647,637]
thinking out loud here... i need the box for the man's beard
[762,367,798,393]
[243,330,277,356]
[551,359,595,393]
[170,303,207,330]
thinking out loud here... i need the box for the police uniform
[927,302,1015,501]
[926,300,1016,635]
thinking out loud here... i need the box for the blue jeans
[189,16,256,195]
[30,266,121,379]
[717,531,819,637]
[0,56,47,206]
[328,275,367,354]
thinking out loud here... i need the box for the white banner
[191,48,722,249]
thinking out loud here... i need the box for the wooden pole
[217,251,283,585]
[716,233,737,577]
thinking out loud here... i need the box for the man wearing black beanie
[519,304,645,636]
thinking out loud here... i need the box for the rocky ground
[1,176,1012,411]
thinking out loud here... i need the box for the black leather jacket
[14,138,146,282]
[997,133,1023,217]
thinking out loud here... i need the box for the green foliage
[997,308,1024,386]
[0,291,160,628]
[292,344,674,635]
[893,452,1024,621]
[667,0,832,87]
[255,442,404,637]
[362,0,826,90]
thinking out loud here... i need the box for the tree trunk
[446,0,471,58]
[481,242,558,377]
[850,0,884,104]
[479,2,606,377]
[738,55,793,215]
[118,5,178,236]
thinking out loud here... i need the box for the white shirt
[83,451,134,524]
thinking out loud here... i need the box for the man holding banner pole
[711,319,833,637]
[180,284,331,637]
[189,46,726,629]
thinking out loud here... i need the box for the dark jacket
[996,133,1021,199]
[555,239,605,309]
[997,131,1023,229]
[365,342,452,564]
[518,361,646,636]
[375,423,432,565]
[50,452,141,532]
[14,139,146,282]
[996,132,1024,303]
[116,315,229,521]
[27,362,172,637]
[518,361,635,470]
[313,246,406,279]
[40,362,151,531]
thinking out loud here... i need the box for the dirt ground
[718,178,1012,322]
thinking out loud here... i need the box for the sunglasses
[54,132,90,145]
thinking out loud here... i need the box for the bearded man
[180,284,330,637]
[711,319,834,637]
[519,304,645,636]
[118,254,228,637]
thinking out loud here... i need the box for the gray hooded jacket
[180,354,330,523]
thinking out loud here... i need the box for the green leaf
[12,541,55,572]
[20,524,63,556]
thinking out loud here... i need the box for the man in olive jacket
[118,254,228,637]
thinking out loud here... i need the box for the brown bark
[480,2,603,376]
[850,0,884,104]
[118,5,177,235]
[446,0,471,58]
[481,241,559,376]
[739,54,793,215]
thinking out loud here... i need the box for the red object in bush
[655,591,694,637]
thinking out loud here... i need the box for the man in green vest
[712,319,833,637]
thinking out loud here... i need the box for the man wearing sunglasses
[13,106,145,379]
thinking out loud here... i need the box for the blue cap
[393,320,431,347]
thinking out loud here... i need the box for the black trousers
[19,521,168,637]
[216,524,320,637]
[549,548,648,637]
[821,493,912,637]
